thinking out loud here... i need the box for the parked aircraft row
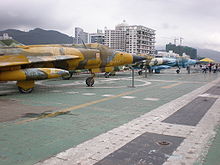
[0,43,145,93]
[0,42,199,93]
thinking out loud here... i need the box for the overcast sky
[1,0,220,51]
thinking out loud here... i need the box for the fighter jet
[0,43,145,93]
[150,56,197,74]
[135,56,197,74]
[176,57,197,73]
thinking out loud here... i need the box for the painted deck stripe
[121,96,136,99]
[102,94,115,97]
[65,91,79,94]
[143,97,160,101]
[15,87,149,125]
[50,90,63,93]
[161,82,182,89]
[82,93,96,96]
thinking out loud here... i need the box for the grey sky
[1,0,220,51]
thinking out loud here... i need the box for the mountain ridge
[0,28,73,45]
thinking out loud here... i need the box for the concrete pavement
[0,69,219,165]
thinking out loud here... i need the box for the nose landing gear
[86,73,95,87]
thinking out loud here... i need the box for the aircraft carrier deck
[0,68,220,165]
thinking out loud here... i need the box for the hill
[197,48,220,62]
[0,28,73,45]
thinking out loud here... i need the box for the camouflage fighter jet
[0,43,145,93]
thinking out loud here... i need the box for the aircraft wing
[0,54,79,68]
[150,65,172,70]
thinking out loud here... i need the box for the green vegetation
[0,39,22,46]
[0,40,6,47]
[166,43,197,59]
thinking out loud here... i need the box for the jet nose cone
[133,55,146,63]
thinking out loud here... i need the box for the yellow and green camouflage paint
[0,43,146,93]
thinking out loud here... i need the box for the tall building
[104,21,156,55]
[125,26,156,54]
[104,29,126,51]
[104,21,127,51]
[74,27,88,44]
[88,29,105,44]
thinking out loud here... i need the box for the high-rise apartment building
[104,21,127,51]
[104,21,156,55]
[104,29,126,51]
[74,27,88,44]
[125,25,156,54]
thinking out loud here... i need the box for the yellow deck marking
[16,88,146,125]
[161,82,182,89]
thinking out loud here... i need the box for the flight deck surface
[0,69,220,165]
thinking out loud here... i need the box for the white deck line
[35,77,220,165]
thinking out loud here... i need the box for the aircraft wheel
[176,69,180,74]
[109,72,116,76]
[138,70,143,75]
[104,72,110,78]
[18,87,34,93]
[62,72,73,80]
[155,70,160,74]
[86,77,95,87]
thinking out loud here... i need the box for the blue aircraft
[137,56,197,74]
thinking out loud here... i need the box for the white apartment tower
[104,21,128,51]
[125,25,156,54]
[104,29,125,51]
[104,21,156,55]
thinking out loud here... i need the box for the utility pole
[131,67,135,87]
[174,38,179,45]
[180,37,184,46]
